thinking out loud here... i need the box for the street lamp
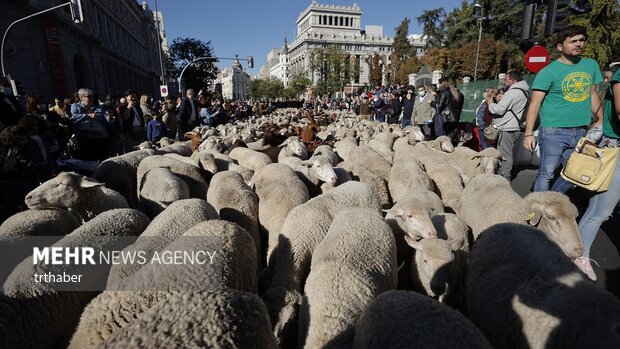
[473,2,483,83]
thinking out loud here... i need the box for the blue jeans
[534,127,586,192]
[578,137,620,257]
[402,118,411,128]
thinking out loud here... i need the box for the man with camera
[486,71,530,181]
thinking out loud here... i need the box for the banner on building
[43,17,69,97]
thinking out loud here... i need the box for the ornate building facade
[216,60,251,100]
[269,37,290,87]
[0,0,164,100]
[287,1,394,87]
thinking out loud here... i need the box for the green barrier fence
[458,75,606,123]
[457,75,536,123]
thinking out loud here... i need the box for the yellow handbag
[561,137,620,192]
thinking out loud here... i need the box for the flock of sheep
[1,108,620,349]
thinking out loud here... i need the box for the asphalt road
[511,165,620,299]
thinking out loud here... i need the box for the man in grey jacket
[486,71,530,180]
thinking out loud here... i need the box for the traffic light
[247,56,254,69]
[69,0,83,24]
[544,0,590,37]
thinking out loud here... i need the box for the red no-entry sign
[524,45,550,74]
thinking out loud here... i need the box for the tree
[416,8,446,49]
[167,37,218,93]
[444,1,477,49]
[368,53,384,87]
[568,0,620,67]
[396,57,422,86]
[309,46,355,97]
[288,72,312,98]
[391,18,414,85]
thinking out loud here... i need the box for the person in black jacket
[433,78,453,137]
[0,77,24,128]
[388,91,402,124]
[401,87,415,128]
[177,88,197,139]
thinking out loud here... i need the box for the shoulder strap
[506,87,529,120]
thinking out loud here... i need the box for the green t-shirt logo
[562,72,592,103]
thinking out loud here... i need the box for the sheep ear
[300,160,313,167]
[527,205,543,226]
[384,207,404,218]
[277,139,289,147]
[80,177,104,188]
[405,235,423,250]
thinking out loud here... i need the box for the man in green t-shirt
[523,25,603,192]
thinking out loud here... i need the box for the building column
[359,54,370,85]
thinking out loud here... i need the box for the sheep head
[25,172,103,209]
[384,206,438,242]
[301,157,337,185]
[279,136,307,157]
[409,238,455,297]
[524,192,584,258]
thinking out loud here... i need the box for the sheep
[333,137,358,162]
[338,160,391,208]
[298,208,397,348]
[384,190,443,242]
[136,155,209,200]
[0,208,79,238]
[229,146,273,172]
[0,209,150,349]
[277,136,309,162]
[388,158,434,203]
[407,238,466,304]
[280,156,338,197]
[156,140,193,156]
[167,151,219,174]
[0,208,80,273]
[425,135,455,153]
[252,163,309,264]
[92,149,156,208]
[106,198,219,288]
[368,138,395,163]
[432,213,470,253]
[352,290,493,349]
[198,149,255,184]
[312,144,339,166]
[466,223,620,349]
[423,161,466,212]
[261,181,382,344]
[138,167,190,218]
[207,171,261,269]
[98,290,276,349]
[373,131,397,149]
[70,220,256,348]
[318,166,352,193]
[348,145,392,181]
[451,146,502,177]
[459,174,584,258]
[24,172,129,222]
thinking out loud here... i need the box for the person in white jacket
[486,71,530,180]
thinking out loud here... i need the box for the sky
[145,0,464,76]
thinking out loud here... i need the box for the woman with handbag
[574,67,620,281]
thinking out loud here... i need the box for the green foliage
[444,1,477,49]
[167,37,218,93]
[391,18,415,85]
[288,73,313,98]
[417,8,446,48]
[249,77,283,101]
[309,46,357,97]
[568,0,620,67]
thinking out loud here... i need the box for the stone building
[260,48,282,79]
[216,60,251,100]
[269,36,290,87]
[0,0,164,101]
[287,0,394,87]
